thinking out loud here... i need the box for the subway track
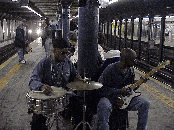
[0,38,173,130]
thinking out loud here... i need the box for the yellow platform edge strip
[0,53,18,70]
[0,64,22,90]
[0,38,35,71]
[142,83,174,108]
[0,38,39,90]
[134,68,174,93]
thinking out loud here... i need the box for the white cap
[104,50,121,59]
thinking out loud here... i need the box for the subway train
[0,0,174,130]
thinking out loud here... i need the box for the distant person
[41,19,52,57]
[29,38,82,130]
[50,20,57,39]
[15,19,27,64]
[67,31,78,65]
[67,31,105,65]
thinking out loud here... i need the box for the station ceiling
[1,0,174,22]
[0,0,78,21]
[99,0,174,22]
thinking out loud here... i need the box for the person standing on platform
[50,20,57,40]
[97,48,150,130]
[15,19,27,64]
[41,19,52,57]
[28,38,81,130]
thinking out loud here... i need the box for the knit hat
[52,38,69,48]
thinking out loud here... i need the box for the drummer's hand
[41,85,53,96]
[76,73,83,80]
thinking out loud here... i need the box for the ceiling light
[21,6,42,17]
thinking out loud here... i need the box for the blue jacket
[29,57,77,91]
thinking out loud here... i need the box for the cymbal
[67,80,103,90]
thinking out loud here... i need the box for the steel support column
[124,18,128,48]
[7,19,10,39]
[159,15,165,62]
[137,17,142,60]
[119,18,122,51]
[131,17,134,49]
[62,2,71,46]
[103,23,106,46]
[147,15,153,64]
[78,0,99,78]
[58,13,62,30]
[114,20,117,49]
[110,21,113,47]
[106,21,109,46]
[148,16,153,42]
[102,23,104,33]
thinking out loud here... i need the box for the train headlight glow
[37,29,42,35]
[28,29,32,34]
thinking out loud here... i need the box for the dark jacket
[98,62,135,105]
[15,25,25,48]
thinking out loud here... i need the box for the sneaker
[20,60,26,64]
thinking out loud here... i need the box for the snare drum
[26,87,68,116]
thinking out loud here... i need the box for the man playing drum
[28,38,81,130]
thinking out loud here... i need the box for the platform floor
[0,38,173,130]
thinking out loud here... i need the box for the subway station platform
[0,38,173,130]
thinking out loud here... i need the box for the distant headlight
[28,29,32,34]
[37,29,42,35]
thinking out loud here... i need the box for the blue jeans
[97,96,150,130]
[17,48,25,61]
[44,38,52,57]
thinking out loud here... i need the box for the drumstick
[33,91,73,94]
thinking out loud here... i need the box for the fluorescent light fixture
[109,0,119,4]
[99,0,119,8]
[21,6,42,17]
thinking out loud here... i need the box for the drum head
[28,86,68,100]
[51,86,66,92]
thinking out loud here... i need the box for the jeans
[17,48,25,61]
[97,96,150,130]
[44,38,52,57]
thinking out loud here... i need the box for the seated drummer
[28,38,81,130]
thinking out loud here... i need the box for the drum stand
[46,110,60,130]
[74,90,92,130]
